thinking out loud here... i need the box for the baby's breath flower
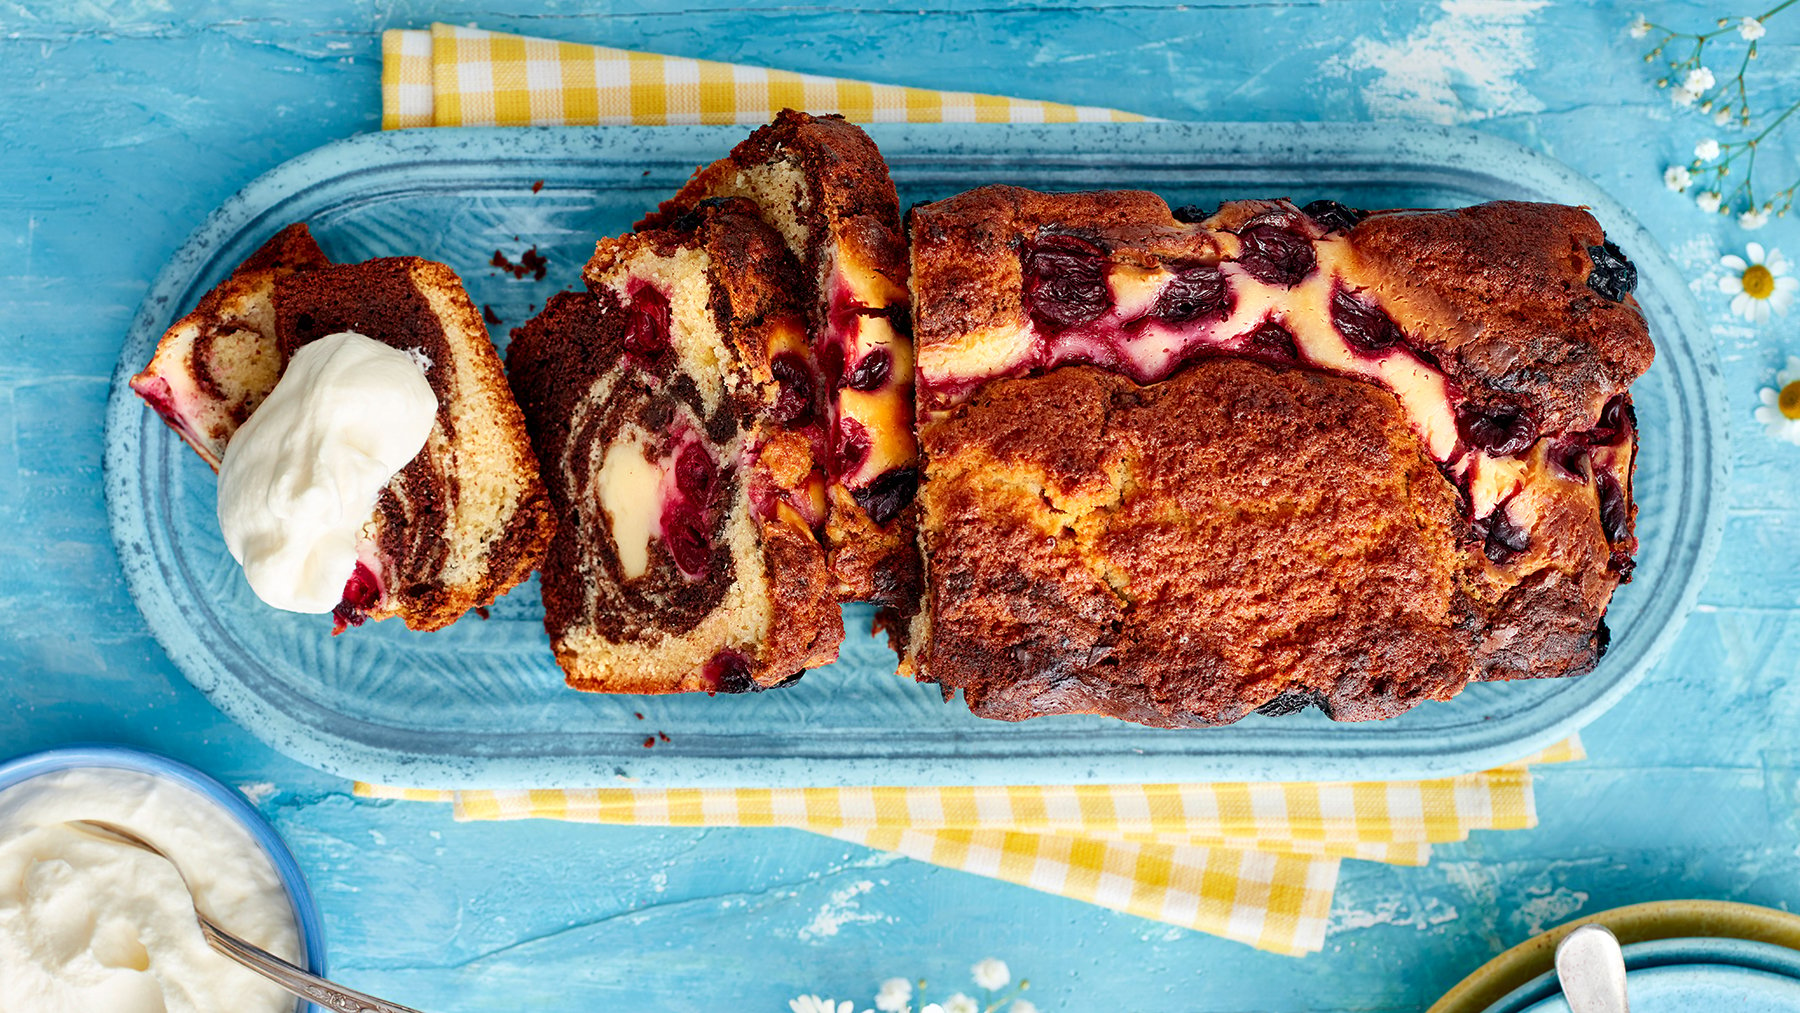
[1684,67,1716,93]
[1012,1003,1039,1013]
[1628,13,1650,37]
[1741,207,1771,230]
[1694,138,1721,162]
[1672,86,1700,107]
[1665,165,1694,191]
[1697,192,1723,213]
[971,959,1011,991]
[1714,107,1734,126]
[874,978,913,1013]
[942,995,979,1013]
[789,997,854,1013]
[1738,16,1765,40]
[920,1006,945,1013]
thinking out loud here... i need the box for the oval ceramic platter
[103,123,1726,788]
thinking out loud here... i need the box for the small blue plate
[1490,938,1800,1013]
[0,744,328,1013]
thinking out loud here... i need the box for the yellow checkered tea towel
[359,739,1578,955]
[373,23,1578,955]
[381,23,1145,128]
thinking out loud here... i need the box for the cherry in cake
[131,225,556,632]
[505,199,843,694]
[638,111,922,655]
[906,188,1655,726]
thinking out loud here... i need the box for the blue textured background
[2,2,1797,1010]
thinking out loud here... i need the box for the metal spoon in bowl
[69,819,427,1013]
[1554,923,1630,1013]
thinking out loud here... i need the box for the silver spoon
[69,819,427,1013]
[1554,923,1630,1013]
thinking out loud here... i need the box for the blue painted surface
[2,2,1798,1010]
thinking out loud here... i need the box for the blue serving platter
[0,745,329,1012]
[103,123,1727,788]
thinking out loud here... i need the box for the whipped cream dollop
[217,331,437,613]
[0,767,302,1013]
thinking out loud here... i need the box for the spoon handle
[200,918,427,1013]
[1554,923,1631,1013]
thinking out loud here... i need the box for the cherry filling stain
[1330,288,1404,353]
[331,561,382,635]
[1475,508,1531,565]
[1234,224,1316,287]
[660,500,712,579]
[851,466,920,527]
[1240,320,1300,363]
[1595,469,1630,543]
[674,442,717,503]
[843,348,892,391]
[769,352,815,427]
[1455,402,1540,457]
[817,341,846,391]
[132,376,184,428]
[1147,262,1231,326]
[1586,240,1637,302]
[1549,441,1591,481]
[835,416,872,475]
[622,285,672,364]
[1301,199,1367,233]
[701,650,756,694]
[1023,234,1111,332]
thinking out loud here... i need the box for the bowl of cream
[0,744,327,1013]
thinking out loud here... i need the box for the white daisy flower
[1741,208,1770,230]
[1697,192,1723,213]
[1694,138,1720,161]
[1715,107,1734,126]
[1628,13,1650,37]
[971,958,1011,991]
[1012,1003,1039,1013]
[790,996,854,1013]
[1754,356,1800,445]
[1664,165,1693,191]
[1739,16,1765,40]
[942,995,979,1013]
[875,978,913,1013]
[1719,244,1797,323]
[1684,67,1716,93]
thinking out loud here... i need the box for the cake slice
[506,199,843,694]
[907,189,1655,726]
[131,227,555,632]
[640,111,921,641]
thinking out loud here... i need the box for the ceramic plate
[104,123,1727,787]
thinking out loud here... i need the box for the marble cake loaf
[131,224,555,632]
[506,199,843,694]
[639,110,922,658]
[905,189,1655,727]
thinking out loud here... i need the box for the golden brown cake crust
[919,360,1615,726]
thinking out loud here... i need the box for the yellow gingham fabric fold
[357,739,1578,955]
[380,24,1146,128]
[372,24,1578,955]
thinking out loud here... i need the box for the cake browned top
[919,359,1619,726]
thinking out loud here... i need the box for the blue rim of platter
[101,122,1728,787]
[0,744,328,1012]
[1485,937,1800,1013]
